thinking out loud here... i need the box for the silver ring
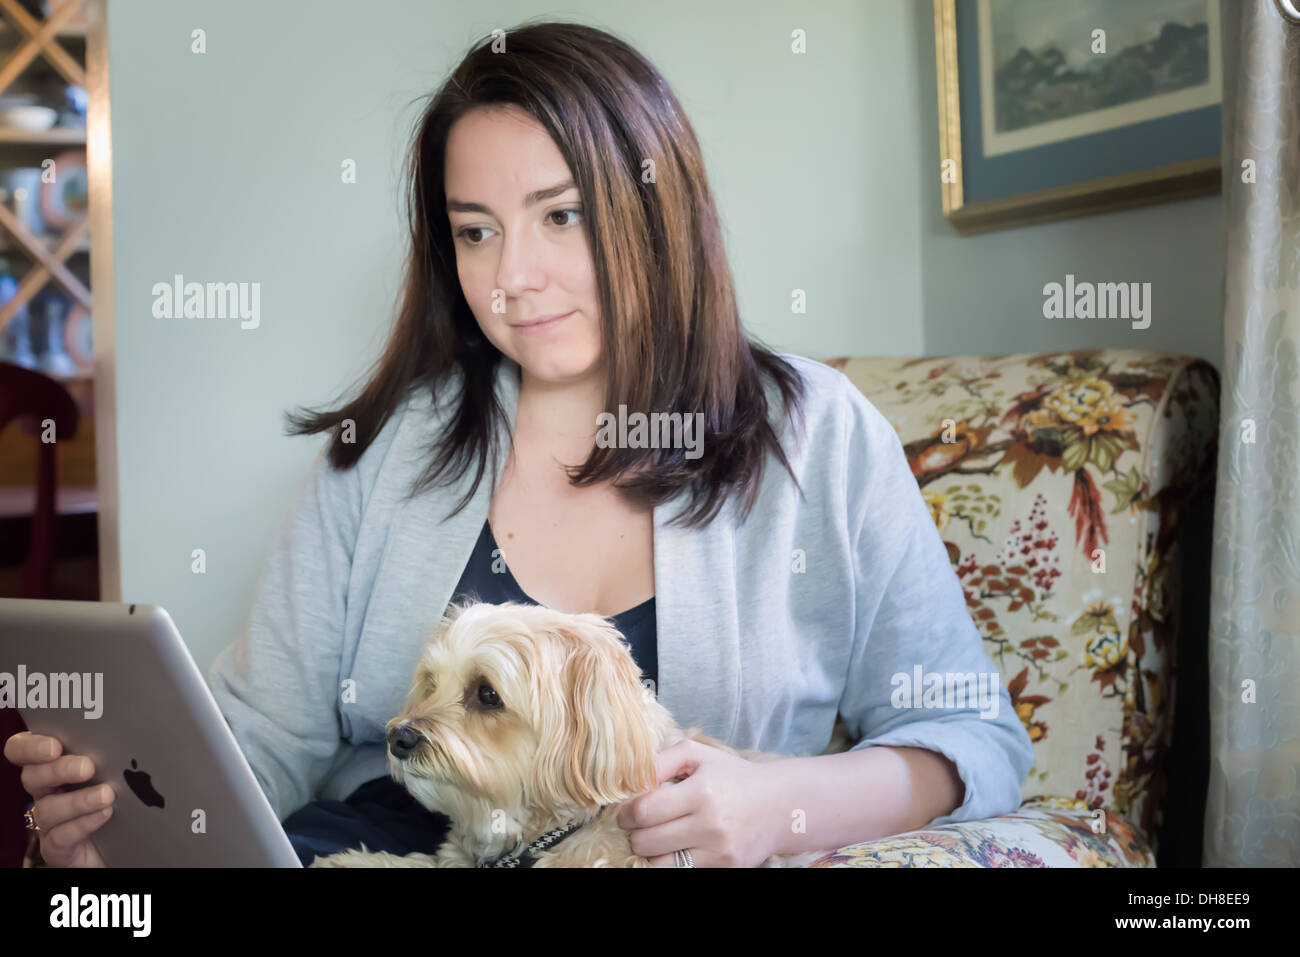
[674,848,694,868]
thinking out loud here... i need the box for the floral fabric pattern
[813,349,1218,867]
[806,797,1154,868]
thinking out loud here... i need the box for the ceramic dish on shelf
[39,150,88,229]
[0,105,58,132]
[0,167,45,234]
[62,304,93,375]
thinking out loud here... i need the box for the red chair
[0,361,80,598]
[0,361,81,867]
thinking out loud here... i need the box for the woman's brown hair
[285,19,807,528]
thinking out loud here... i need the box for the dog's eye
[476,682,501,709]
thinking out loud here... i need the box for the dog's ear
[536,620,659,807]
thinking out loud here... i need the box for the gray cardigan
[206,352,1034,829]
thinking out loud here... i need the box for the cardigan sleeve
[204,444,358,823]
[833,378,1035,827]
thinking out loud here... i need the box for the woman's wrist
[760,746,964,857]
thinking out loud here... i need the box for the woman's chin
[507,341,601,381]
[514,353,558,373]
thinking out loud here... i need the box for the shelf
[0,232,89,254]
[0,19,85,38]
[0,125,84,144]
[0,235,88,254]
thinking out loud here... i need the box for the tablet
[0,599,302,867]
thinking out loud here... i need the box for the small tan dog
[311,600,829,868]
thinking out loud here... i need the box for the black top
[446,519,658,691]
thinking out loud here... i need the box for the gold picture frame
[934,0,1221,235]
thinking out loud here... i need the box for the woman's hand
[3,731,114,867]
[616,738,784,868]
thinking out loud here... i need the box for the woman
[10,20,1033,869]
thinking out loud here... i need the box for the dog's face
[386,601,664,817]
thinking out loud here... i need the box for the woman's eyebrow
[446,179,577,215]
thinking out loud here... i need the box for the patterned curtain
[1206,0,1300,866]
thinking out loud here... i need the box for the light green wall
[105,0,924,669]
[104,1,1220,670]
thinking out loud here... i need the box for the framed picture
[934,0,1222,234]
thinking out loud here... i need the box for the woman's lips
[512,310,574,334]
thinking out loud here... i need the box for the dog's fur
[310,601,830,868]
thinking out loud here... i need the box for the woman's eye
[548,207,582,227]
[454,208,581,247]
[477,682,501,708]
[456,225,492,246]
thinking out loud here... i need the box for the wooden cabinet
[0,0,94,491]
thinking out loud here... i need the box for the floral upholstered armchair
[803,349,1219,867]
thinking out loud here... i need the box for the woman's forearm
[763,745,965,857]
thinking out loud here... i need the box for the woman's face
[443,104,602,387]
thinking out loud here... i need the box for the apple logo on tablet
[123,759,165,809]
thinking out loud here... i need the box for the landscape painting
[978,0,1221,157]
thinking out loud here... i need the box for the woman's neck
[514,362,607,468]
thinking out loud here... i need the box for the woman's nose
[495,229,548,295]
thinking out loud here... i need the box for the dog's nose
[388,723,422,760]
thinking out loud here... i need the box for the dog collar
[480,820,585,868]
